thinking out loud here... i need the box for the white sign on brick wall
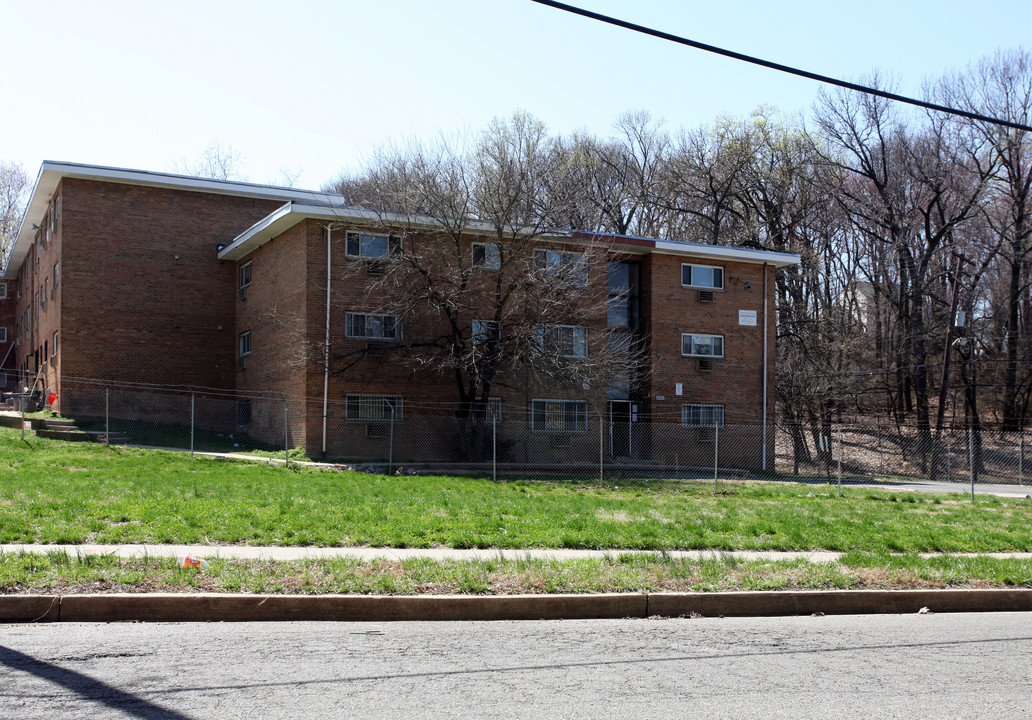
[739,310,757,326]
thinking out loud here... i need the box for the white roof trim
[3,161,342,278]
[652,240,800,267]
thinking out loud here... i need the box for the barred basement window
[472,397,503,422]
[682,403,725,427]
[531,399,588,433]
[345,394,403,422]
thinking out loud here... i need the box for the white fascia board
[652,240,800,268]
[3,161,343,278]
[218,203,507,262]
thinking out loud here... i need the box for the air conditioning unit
[366,260,386,276]
[239,356,248,370]
[239,286,248,301]
[365,343,386,357]
[695,426,716,443]
[366,423,387,438]
[697,290,714,303]
[0,282,7,300]
[698,358,714,372]
[551,434,571,448]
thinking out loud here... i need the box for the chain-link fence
[5,378,1030,490]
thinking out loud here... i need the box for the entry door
[609,400,632,457]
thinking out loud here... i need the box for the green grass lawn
[1,426,1031,554]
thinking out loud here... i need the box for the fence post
[20,397,25,442]
[837,425,842,495]
[968,427,975,501]
[1020,433,1025,487]
[105,388,110,447]
[878,431,883,476]
[599,413,604,487]
[388,404,395,476]
[713,423,719,492]
[492,414,497,484]
[190,391,195,458]
[946,437,951,484]
[283,399,289,469]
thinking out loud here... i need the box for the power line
[531,0,1032,134]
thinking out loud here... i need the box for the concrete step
[43,419,79,431]
[84,431,132,445]
[36,429,92,442]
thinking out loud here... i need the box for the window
[682,333,724,358]
[0,282,6,300]
[239,331,252,357]
[43,279,49,307]
[532,399,589,433]
[472,397,503,422]
[346,313,400,340]
[682,264,724,290]
[52,263,59,295]
[345,231,401,260]
[472,243,501,270]
[534,249,586,284]
[239,261,252,289]
[0,328,6,343]
[346,394,403,421]
[52,332,58,356]
[535,324,587,357]
[682,404,725,427]
[472,319,500,345]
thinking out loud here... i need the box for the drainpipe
[322,225,332,456]
[761,263,769,471]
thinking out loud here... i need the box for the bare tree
[172,140,247,181]
[1,161,30,257]
[325,113,646,420]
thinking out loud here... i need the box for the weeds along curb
[2,589,1032,623]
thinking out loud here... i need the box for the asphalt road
[2,613,1030,719]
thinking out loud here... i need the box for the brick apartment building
[0,162,799,468]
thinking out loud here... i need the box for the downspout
[322,225,332,456]
[761,263,769,471]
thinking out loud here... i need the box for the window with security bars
[346,394,403,422]
[682,403,724,427]
[531,399,588,433]
[472,397,503,422]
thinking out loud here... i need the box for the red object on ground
[47,392,57,406]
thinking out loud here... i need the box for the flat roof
[5,161,801,277]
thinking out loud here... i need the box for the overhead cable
[530,0,1032,133]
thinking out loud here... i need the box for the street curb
[2,589,1030,623]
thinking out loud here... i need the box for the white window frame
[472,242,501,270]
[0,282,7,300]
[472,319,501,345]
[535,324,587,358]
[534,249,587,284]
[531,399,589,433]
[346,312,401,341]
[345,231,402,260]
[681,263,724,290]
[682,333,724,358]
[345,393,403,422]
[682,403,725,427]
[239,330,252,357]
[239,261,252,289]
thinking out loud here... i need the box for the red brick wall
[57,178,282,392]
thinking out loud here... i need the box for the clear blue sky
[3,0,1029,190]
